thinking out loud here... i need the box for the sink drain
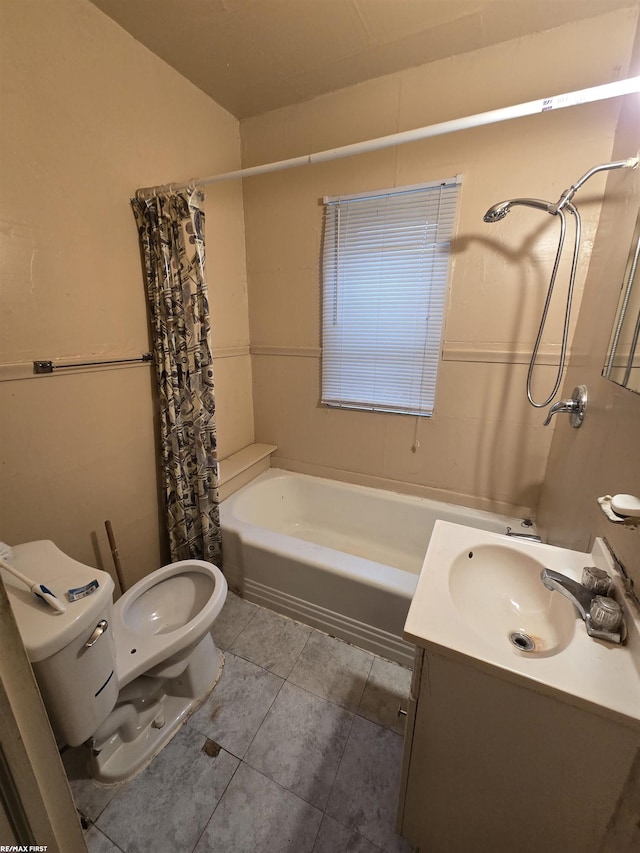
[509,631,535,652]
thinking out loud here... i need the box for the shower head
[483,202,511,223]
[483,197,555,223]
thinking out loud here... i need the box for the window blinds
[321,176,460,416]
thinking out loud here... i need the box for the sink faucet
[540,568,625,643]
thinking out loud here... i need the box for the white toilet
[2,540,227,783]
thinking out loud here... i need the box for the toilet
[2,540,227,783]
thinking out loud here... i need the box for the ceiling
[89,0,638,119]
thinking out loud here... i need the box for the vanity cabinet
[397,646,640,853]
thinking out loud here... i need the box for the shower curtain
[131,188,222,565]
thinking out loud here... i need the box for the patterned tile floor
[64,592,414,853]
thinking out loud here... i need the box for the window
[321,176,460,417]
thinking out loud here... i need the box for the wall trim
[249,343,565,365]
[2,342,561,379]
[213,345,251,359]
[250,345,322,358]
[442,342,565,365]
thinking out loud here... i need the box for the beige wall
[241,7,639,516]
[538,29,640,587]
[1,0,638,582]
[0,0,251,587]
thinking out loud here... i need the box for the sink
[448,544,576,656]
[403,520,640,728]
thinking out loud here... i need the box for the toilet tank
[3,540,118,746]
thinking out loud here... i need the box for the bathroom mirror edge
[603,204,640,395]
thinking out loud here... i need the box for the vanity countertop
[404,521,640,730]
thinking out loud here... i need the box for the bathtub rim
[220,468,531,666]
[222,467,528,530]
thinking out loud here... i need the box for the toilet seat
[113,559,227,687]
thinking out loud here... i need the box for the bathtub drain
[509,631,535,652]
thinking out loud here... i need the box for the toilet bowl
[2,540,227,783]
[114,560,227,686]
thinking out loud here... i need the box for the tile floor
[64,592,414,853]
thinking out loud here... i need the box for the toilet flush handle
[86,619,108,648]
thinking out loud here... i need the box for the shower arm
[552,157,639,214]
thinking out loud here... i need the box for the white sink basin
[404,521,640,728]
[448,543,576,656]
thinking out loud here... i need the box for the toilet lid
[2,540,114,661]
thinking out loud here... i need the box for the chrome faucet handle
[589,596,623,633]
[540,568,626,644]
[543,399,577,425]
[542,385,587,428]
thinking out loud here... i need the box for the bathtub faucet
[506,527,541,543]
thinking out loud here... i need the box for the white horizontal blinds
[322,177,460,416]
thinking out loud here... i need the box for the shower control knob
[542,386,587,428]
[589,596,623,632]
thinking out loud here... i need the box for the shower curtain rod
[135,75,640,198]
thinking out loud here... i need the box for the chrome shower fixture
[483,197,554,223]
[483,157,639,224]
[550,156,639,215]
[483,156,639,411]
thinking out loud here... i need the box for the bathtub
[220,469,527,666]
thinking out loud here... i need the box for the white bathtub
[220,469,527,666]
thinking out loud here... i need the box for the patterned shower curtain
[131,188,222,565]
